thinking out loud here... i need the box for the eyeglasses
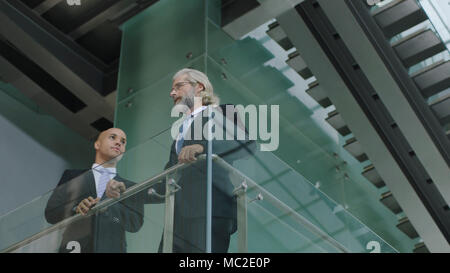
[171,81,196,92]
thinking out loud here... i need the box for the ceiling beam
[68,0,136,40]
[34,0,63,15]
[0,0,114,95]
[0,2,114,120]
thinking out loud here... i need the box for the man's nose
[170,89,176,97]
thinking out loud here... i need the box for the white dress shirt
[92,163,117,198]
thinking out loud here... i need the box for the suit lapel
[85,170,97,198]
[185,114,208,145]
[168,140,178,167]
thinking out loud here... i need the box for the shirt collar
[189,105,207,118]
[92,163,117,174]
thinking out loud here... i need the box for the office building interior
[0,0,449,253]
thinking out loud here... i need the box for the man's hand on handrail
[106,179,126,199]
[76,197,100,215]
[178,144,204,163]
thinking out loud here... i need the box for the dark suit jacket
[148,104,256,232]
[45,169,144,253]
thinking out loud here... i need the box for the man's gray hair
[173,68,220,106]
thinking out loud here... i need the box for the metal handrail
[212,156,350,253]
[2,154,349,253]
[0,156,198,253]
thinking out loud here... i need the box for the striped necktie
[176,113,196,154]
[176,123,185,155]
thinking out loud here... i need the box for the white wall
[0,114,68,215]
[0,83,94,217]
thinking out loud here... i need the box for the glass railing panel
[0,134,177,253]
[1,109,233,253]
[161,154,210,253]
[241,200,341,253]
[0,190,55,252]
[204,108,398,253]
[1,136,398,253]
[220,150,398,253]
[2,103,348,253]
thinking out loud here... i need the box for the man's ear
[94,140,100,151]
[196,82,205,93]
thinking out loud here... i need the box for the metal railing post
[233,181,248,253]
[162,175,175,253]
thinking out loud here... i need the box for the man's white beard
[179,87,195,111]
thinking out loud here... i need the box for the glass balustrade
[0,0,444,254]
[0,107,398,253]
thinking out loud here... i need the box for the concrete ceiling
[0,0,158,140]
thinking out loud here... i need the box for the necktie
[176,124,184,155]
[176,113,196,154]
[96,167,113,199]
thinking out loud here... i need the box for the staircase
[264,0,450,252]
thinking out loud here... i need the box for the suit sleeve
[117,181,145,233]
[45,170,80,225]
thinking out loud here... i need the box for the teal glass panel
[117,0,207,102]
[207,0,222,26]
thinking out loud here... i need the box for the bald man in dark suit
[45,128,144,253]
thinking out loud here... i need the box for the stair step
[305,81,332,108]
[373,0,427,38]
[413,242,430,253]
[393,29,446,67]
[362,164,386,188]
[396,217,419,239]
[266,21,293,51]
[343,137,369,162]
[371,0,405,16]
[380,191,403,214]
[412,60,450,98]
[286,51,313,80]
[325,110,351,136]
[429,93,450,125]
